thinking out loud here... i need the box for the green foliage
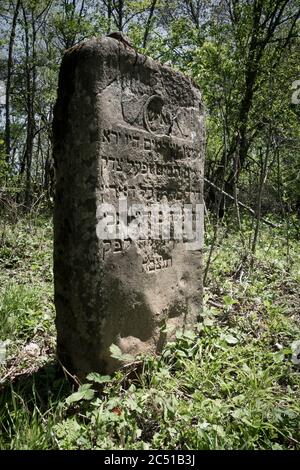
[109,343,135,363]
[0,216,54,381]
[86,373,112,384]
[0,365,72,449]
[0,0,299,211]
[0,284,51,341]
[0,0,300,449]
[51,320,300,449]
[66,384,95,406]
[1,215,298,450]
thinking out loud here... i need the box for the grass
[0,212,299,449]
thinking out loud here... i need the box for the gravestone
[53,35,205,378]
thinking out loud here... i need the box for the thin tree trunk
[142,0,157,49]
[251,142,270,264]
[233,151,246,249]
[203,111,228,286]
[22,4,36,209]
[116,0,124,31]
[5,0,21,163]
[106,0,112,33]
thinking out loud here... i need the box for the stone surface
[53,36,205,378]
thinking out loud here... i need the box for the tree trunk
[142,0,157,49]
[21,4,36,209]
[5,0,21,164]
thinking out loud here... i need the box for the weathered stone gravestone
[53,35,205,378]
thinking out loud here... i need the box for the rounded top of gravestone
[62,36,202,102]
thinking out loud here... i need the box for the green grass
[0,213,299,449]
[0,284,52,341]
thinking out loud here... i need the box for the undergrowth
[0,214,299,449]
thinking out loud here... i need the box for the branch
[204,177,278,228]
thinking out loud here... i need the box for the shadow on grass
[0,360,74,449]
[0,360,73,415]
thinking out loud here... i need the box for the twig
[207,299,224,309]
[57,358,81,386]
[204,178,278,228]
